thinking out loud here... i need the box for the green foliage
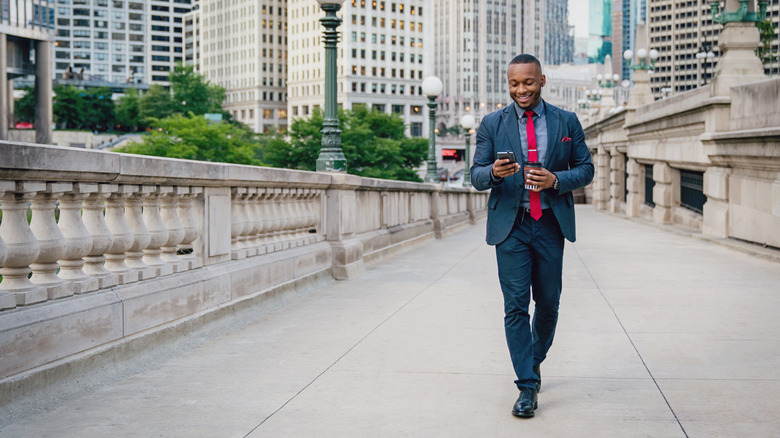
[115,88,145,132]
[138,84,175,124]
[116,114,261,165]
[756,19,778,66]
[169,64,225,115]
[53,86,114,131]
[263,108,427,182]
[16,86,36,123]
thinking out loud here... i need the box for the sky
[568,2,589,38]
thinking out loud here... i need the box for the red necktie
[525,110,542,221]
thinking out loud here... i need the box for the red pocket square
[561,136,572,142]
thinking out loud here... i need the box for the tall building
[433,0,547,133]
[588,0,612,63]
[545,0,574,65]
[287,0,429,138]
[611,0,648,83]
[647,1,779,99]
[183,4,201,69]
[52,0,192,86]
[198,0,288,133]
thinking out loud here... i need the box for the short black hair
[509,54,542,70]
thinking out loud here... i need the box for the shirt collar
[514,99,545,119]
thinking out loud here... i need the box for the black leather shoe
[533,364,541,392]
[511,387,538,418]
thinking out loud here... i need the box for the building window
[392,104,403,114]
[679,169,706,213]
[644,165,655,207]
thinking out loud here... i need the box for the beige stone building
[287,0,429,138]
[197,0,288,133]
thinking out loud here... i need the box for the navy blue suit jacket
[470,100,594,245]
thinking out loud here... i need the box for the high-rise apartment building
[197,0,288,133]
[433,0,547,132]
[183,4,201,69]
[588,0,612,63]
[287,0,429,137]
[647,1,779,99]
[52,0,191,85]
[611,0,648,83]
[545,0,574,65]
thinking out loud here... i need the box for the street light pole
[460,114,476,187]
[422,76,443,183]
[315,0,347,172]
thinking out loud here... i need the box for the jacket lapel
[501,106,523,164]
[544,101,562,165]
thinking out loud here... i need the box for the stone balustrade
[584,77,780,248]
[0,141,488,384]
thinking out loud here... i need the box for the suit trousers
[495,208,564,390]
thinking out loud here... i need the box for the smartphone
[497,151,517,164]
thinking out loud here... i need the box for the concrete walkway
[2,206,779,437]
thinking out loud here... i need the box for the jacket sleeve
[553,114,594,195]
[470,116,503,191]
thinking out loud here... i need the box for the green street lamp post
[460,114,476,188]
[422,76,443,183]
[315,0,347,172]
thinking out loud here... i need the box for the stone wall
[585,77,780,248]
[0,141,488,386]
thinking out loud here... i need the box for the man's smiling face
[507,62,545,110]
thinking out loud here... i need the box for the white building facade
[197,0,288,133]
[52,0,192,86]
[432,0,548,133]
[287,0,429,138]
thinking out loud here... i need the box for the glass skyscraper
[588,0,612,63]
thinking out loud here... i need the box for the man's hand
[492,159,521,179]
[525,167,557,192]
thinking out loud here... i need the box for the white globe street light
[422,76,443,182]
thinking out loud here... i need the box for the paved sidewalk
[2,205,779,437]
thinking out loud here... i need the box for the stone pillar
[29,183,72,299]
[0,181,46,307]
[105,185,139,284]
[82,184,118,288]
[35,39,53,144]
[594,145,610,210]
[7,79,13,130]
[160,186,188,273]
[625,158,643,218]
[177,186,203,270]
[710,21,765,97]
[326,174,365,280]
[430,185,445,238]
[0,33,8,140]
[58,183,99,294]
[702,166,731,238]
[142,185,173,277]
[609,150,625,213]
[652,162,673,224]
[125,186,156,280]
[230,187,247,260]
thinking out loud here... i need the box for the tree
[115,88,144,131]
[15,86,36,124]
[756,19,778,66]
[138,84,174,123]
[263,108,428,182]
[116,114,261,165]
[169,64,225,116]
[53,85,84,129]
[82,88,115,131]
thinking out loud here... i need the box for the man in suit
[470,54,594,418]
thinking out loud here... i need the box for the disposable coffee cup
[524,161,541,190]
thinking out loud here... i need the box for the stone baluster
[177,186,202,270]
[291,189,308,244]
[160,186,188,273]
[278,188,295,248]
[254,189,271,254]
[263,188,282,252]
[0,183,8,309]
[239,188,257,257]
[307,190,321,244]
[82,184,118,289]
[29,183,72,300]
[57,183,99,294]
[124,185,156,280]
[247,189,264,254]
[105,185,139,284]
[142,185,173,277]
[230,187,247,260]
[0,181,46,307]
